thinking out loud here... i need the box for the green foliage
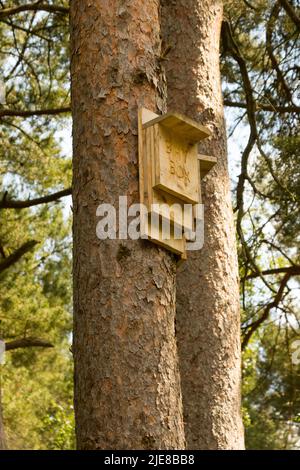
[242,324,300,449]
[2,344,74,450]
[0,1,73,450]
[223,0,300,449]
[39,400,75,451]
[0,202,74,450]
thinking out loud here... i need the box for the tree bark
[70,0,185,450]
[161,0,244,449]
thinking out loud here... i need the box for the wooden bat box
[138,108,216,261]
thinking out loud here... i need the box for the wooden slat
[138,109,145,204]
[142,213,186,256]
[153,124,200,203]
[143,112,211,143]
[153,191,194,233]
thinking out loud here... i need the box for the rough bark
[161,0,244,449]
[70,0,185,450]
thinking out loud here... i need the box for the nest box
[138,108,216,262]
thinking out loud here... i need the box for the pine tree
[70,0,185,449]
[161,0,244,449]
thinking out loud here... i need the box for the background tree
[0,0,73,449]
[222,0,300,448]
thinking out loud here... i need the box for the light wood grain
[143,112,211,143]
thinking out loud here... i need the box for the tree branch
[221,20,273,292]
[261,239,296,265]
[5,337,53,351]
[242,272,291,349]
[0,240,38,274]
[245,265,300,280]
[0,2,69,20]
[0,187,71,209]
[266,2,293,102]
[0,106,71,118]
[221,20,258,216]
[224,99,300,114]
[242,0,258,10]
[279,0,300,30]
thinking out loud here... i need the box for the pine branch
[242,272,291,349]
[0,106,71,118]
[279,0,300,30]
[266,2,293,103]
[221,20,258,217]
[0,240,38,274]
[221,20,273,293]
[224,99,300,114]
[242,0,258,10]
[0,187,71,209]
[5,337,54,351]
[245,265,300,280]
[0,2,69,19]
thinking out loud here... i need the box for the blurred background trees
[222,0,300,449]
[0,0,299,449]
[0,0,73,449]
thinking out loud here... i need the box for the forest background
[0,0,299,450]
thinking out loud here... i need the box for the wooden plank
[145,125,153,208]
[141,212,186,256]
[151,190,194,233]
[143,112,211,143]
[148,122,193,231]
[153,124,200,204]
[138,109,145,205]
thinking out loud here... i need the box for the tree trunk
[161,0,244,449]
[70,0,185,450]
[0,385,7,450]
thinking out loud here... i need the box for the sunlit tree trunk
[70,0,185,450]
[161,0,244,449]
